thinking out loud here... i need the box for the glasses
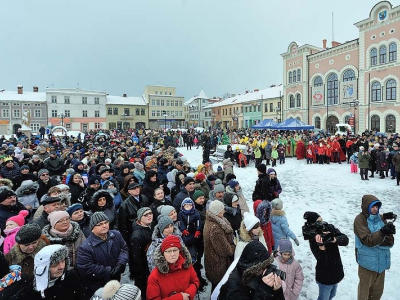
[95,221,109,227]
[164,248,179,254]
[56,217,70,224]
[143,212,153,217]
[41,174,49,177]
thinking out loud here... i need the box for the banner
[311,87,324,106]
[340,80,357,102]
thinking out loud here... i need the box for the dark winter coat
[76,212,92,238]
[44,156,63,176]
[129,221,153,279]
[376,150,388,171]
[31,210,50,229]
[0,201,27,231]
[269,177,282,199]
[178,207,202,247]
[28,159,44,174]
[393,152,400,172]
[173,186,194,213]
[76,230,129,298]
[223,193,243,233]
[149,197,173,227]
[141,173,161,204]
[78,186,99,211]
[358,151,371,169]
[89,189,118,229]
[0,164,20,180]
[36,178,59,201]
[68,177,86,204]
[118,194,150,243]
[12,173,37,190]
[252,173,271,202]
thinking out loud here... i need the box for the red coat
[331,140,341,152]
[253,200,274,254]
[317,145,326,155]
[238,152,247,167]
[325,147,333,157]
[296,140,305,160]
[306,145,314,159]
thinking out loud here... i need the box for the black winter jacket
[252,174,271,202]
[129,221,152,278]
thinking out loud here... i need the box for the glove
[381,163,386,167]
[194,231,201,238]
[294,238,300,246]
[273,191,279,198]
[110,264,125,280]
[182,230,190,237]
[383,212,395,220]
[380,222,396,235]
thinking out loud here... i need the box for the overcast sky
[0,0,393,100]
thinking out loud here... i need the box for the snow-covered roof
[185,89,209,105]
[206,85,283,108]
[0,91,46,102]
[106,95,147,106]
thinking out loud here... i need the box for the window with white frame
[156,100,160,106]
[327,73,338,105]
[64,96,70,104]
[94,97,99,104]
[379,45,387,64]
[297,69,301,82]
[151,99,155,105]
[166,100,170,106]
[95,111,100,118]
[51,110,57,117]
[289,95,295,108]
[179,111,182,117]
[289,71,292,84]
[386,79,396,101]
[152,110,155,117]
[296,94,301,107]
[107,108,112,115]
[95,123,101,129]
[51,96,57,103]
[2,109,9,118]
[175,101,179,106]
[34,109,41,118]
[179,101,183,106]
[389,42,397,62]
[82,97,87,104]
[31,123,40,131]
[371,81,381,101]
[161,100,164,106]
[370,48,377,66]
[136,108,140,115]
[113,108,118,115]
[83,110,88,117]
[141,109,145,115]
[64,110,70,117]
[156,111,160,117]
[13,109,20,118]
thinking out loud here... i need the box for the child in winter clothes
[350,152,359,174]
[277,144,286,164]
[216,165,225,182]
[3,210,29,254]
[271,146,279,167]
[276,239,304,300]
[253,200,274,254]
[306,142,314,164]
[237,151,247,168]
[325,144,332,164]
[268,168,282,200]
[270,198,299,250]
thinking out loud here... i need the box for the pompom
[102,280,121,299]
[19,210,29,218]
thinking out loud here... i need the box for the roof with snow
[185,89,209,105]
[0,91,46,102]
[106,95,147,106]
[203,85,283,108]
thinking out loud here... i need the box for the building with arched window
[281,1,400,134]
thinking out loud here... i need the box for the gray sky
[0,0,393,100]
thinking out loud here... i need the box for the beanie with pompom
[6,210,29,227]
[101,280,141,300]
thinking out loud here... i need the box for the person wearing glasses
[77,212,128,300]
[42,210,86,269]
[36,169,59,200]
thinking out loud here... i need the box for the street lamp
[349,99,359,133]
[57,112,65,126]
[162,110,168,130]
[275,107,281,123]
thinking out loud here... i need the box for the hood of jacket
[15,180,39,197]
[153,242,192,274]
[253,200,271,225]
[90,189,114,209]
[0,178,13,188]
[167,169,178,184]
[361,194,381,216]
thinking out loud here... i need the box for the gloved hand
[383,212,395,220]
[381,163,386,168]
[380,223,396,235]
[294,238,300,246]
[110,264,125,280]
[273,191,279,198]
[182,230,190,237]
[194,231,201,238]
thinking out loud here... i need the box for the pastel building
[282,1,400,134]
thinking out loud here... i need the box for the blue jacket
[270,210,296,248]
[76,230,128,295]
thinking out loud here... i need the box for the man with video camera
[302,211,349,300]
[354,195,395,300]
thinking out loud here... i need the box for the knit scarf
[50,224,73,237]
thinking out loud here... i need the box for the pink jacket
[3,227,20,255]
[276,251,304,300]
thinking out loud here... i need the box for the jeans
[317,282,337,300]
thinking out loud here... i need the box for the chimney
[322,39,327,49]
[33,86,38,92]
[254,89,259,92]
[331,41,341,47]
[123,93,127,97]
[17,85,23,94]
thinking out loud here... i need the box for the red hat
[7,210,29,227]
[161,235,182,253]
[195,173,206,181]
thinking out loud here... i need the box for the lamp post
[162,110,167,130]
[58,112,65,126]
[349,99,359,134]
[275,107,281,123]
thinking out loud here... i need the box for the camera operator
[354,195,395,300]
[222,241,284,300]
[303,211,349,300]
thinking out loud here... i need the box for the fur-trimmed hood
[271,209,285,217]
[90,189,114,209]
[0,178,13,188]
[153,243,192,274]
[15,180,39,197]
[42,221,82,244]
[205,210,233,235]
[151,223,180,240]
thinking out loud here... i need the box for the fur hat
[96,280,141,300]
[157,205,175,217]
[6,210,29,227]
[157,215,173,234]
[90,212,109,230]
[256,163,267,174]
[192,190,205,202]
[213,184,225,194]
[137,207,152,220]
[99,166,110,175]
[278,239,293,254]
[303,211,320,224]
[228,179,239,189]
[15,223,42,245]
[271,198,283,210]
[38,169,49,178]
[208,200,224,216]
[243,212,260,231]
[133,162,144,170]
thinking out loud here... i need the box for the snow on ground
[179,147,400,300]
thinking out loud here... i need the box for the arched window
[289,71,292,84]
[296,117,301,121]
[327,73,338,105]
[315,116,321,129]
[380,45,387,64]
[371,81,381,101]
[314,76,323,87]
[296,94,301,107]
[289,95,295,108]
[385,114,396,133]
[343,69,356,81]
[292,71,297,83]
[370,48,377,66]
[371,115,380,131]
[386,79,396,101]
[297,69,301,82]
[389,42,397,62]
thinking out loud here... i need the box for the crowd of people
[0,127,397,300]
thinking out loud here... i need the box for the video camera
[263,264,286,281]
[302,221,336,245]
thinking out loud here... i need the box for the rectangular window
[157,100,160,106]
[113,108,118,115]
[141,109,145,115]
[51,110,57,117]
[270,103,273,112]
[245,107,248,113]
[31,123,40,131]
[136,108,140,115]
[175,101,179,106]
[94,123,101,129]
[166,100,170,106]
[64,96,70,104]
[179,101,182,106]
[107,108,112,115]
[94,97,99,104]
[83,111,87,117]
[180,111,183,117]
[229,108,232,115]
[51,96,57,103]
[34,109,41,118]
[171,101,174,107]
[169,92,172,95]
[264,104,268,112]
[64,110,70,117]
[161,100,164,106]
[156,111,160,117]
[151,99,155,105]
[82,97,87,104]
[155,91,158,94]
[2,109,9,118]
[124,108,129,116]
[65,123,71,130]
[82,124,88,132]
[13,109,20,118]
[152,110,155,117]
[95,111,100,117]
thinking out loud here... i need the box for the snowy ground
[178,147,400,300]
